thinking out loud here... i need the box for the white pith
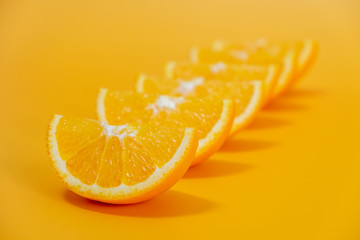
[103,125,137,139]
[212,40,225,52]
[176,77,204,95]
[210,62,227,74]
[146,95,185,115]
[229,50,249,61]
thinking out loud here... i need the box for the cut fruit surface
[136,75,264,136]
[209,38,318,96]
[47,115,198,204]
[97,90,235,166]
[293,39,319,81]
[191,38,297,98]
[165,61,279,104]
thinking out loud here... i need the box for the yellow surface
[1,0,359,239]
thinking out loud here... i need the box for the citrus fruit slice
[165,61,279,104]
[47,115,198,204]
[97,90,234,166]
[136,75,264,136]
[191,38,296,97]
[210,38,318,95]
[293,39,319,81]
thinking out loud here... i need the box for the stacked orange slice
[97,90,235,166]
[165,61,279,104]
[192,38,318,97]
[291,39,319,81]
[47,38,318,204]
[48,115,198,204]
[136,75,264,136]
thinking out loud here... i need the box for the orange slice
[165,61,279,104]
[210,38,318,95]
[47,115,198,204]
[136,75,264,136]
[191,38,296,98]
[293,39,319,81]
[97,90,234,166]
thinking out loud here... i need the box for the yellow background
[1,0,360,239]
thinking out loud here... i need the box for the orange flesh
[167,62,277,101]
[135,124,186,167]
[192,40,296,95]
[194,45,289,65]
[206,39,293,65]
[103,91,223,141]
[55,117,185,187]
[200,81,258,119]
[168,62,273,80]
[293,40,319,80]
[56,117,103,160]
[66,135,106,185]
[122,136,156,186]
[96,136,123,188]
[139,77,259,123]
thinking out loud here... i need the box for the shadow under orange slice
[220,138,277,152]
[64,190,217,218]
[184,159,251,179]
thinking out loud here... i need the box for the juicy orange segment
[122,136,155,186]
[96,136,123,187]
[136,75,264,136]
[55,117,104,160]
[66,135,107,185]
[209,38,318,96]
[165,61,279,104]
[97,90,235,166]
[191,38,297,98]
[47,115,197,204]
